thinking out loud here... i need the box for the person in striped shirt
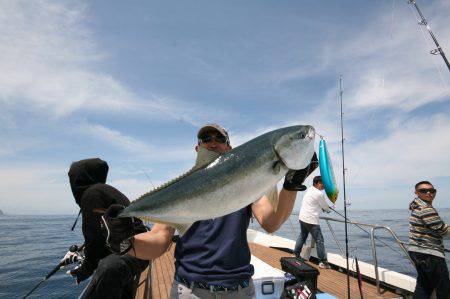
[408,181,449,298]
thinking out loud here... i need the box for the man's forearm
[128,227,174,260]
[256,189,297,233]
[276,189,297,223]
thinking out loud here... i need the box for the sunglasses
[199,134,228,144]
[417,188,437,194]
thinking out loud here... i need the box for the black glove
[101,204,135,255]
[283,152,319,191]
[68,260,95,284]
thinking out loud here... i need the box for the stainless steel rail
[320,216,415,295]
[325,219,345,256]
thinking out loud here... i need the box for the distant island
[0,209,3,215]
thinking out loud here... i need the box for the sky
[1,0,449,215]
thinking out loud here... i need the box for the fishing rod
[22,244,83,299]
[407,0,450,72]
[339,75,351,299]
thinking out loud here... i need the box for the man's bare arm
[252,189,297,233]
[128,223,175,260]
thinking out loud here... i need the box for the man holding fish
[102,123,318,298]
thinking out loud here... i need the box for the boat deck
[136,242,400,298]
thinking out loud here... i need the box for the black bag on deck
[280,257,319,293]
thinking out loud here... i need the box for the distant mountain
[0,209,3,215]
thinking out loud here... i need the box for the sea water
[1,209,449,298]
[0,216,88,298]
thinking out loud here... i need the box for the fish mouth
[301,125,315,142]
[307,127,315,140]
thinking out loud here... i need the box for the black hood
[68,158,109,206]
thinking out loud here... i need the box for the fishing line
[351,246,365,299]
[349,0,449,188]
[141,169,155,188]
[314,132,324,140]
[408,3,450,90]
[390,0,397,39]
[335,1,396,187]
[339,75,351,299]
[349,246,358,278]
[287,157,316,242]
[287,217,298,241]
[330,207,405,257]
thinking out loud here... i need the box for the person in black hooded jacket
[68,158,148,298]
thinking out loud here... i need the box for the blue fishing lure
[318,139,339,203]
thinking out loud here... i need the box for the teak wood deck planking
[136,242,400,299]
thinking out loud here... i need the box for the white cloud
[1,0,449,214]
[109,178,155,201]
[264,1,450,114]
[0,136,44,157]
[75,122,195,162]
[336,1,450,112]
[346,114,450,186]
[81,123,155,156]
[0,163,75,215]
[0,0,212,125]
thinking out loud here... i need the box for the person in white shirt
[294,176,332,269]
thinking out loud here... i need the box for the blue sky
[1,0,449,215]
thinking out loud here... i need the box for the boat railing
[319,216,415,295]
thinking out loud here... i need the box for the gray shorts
[170,280,256,299]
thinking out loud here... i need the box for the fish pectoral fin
[265,185,279,213]
[272,161,281,174]
[173,223,193,236]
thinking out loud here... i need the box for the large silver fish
[120,125,315,234]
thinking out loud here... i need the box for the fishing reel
[61,244,84,266]
[69,244,82,253]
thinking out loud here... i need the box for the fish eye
[297,132,306,139]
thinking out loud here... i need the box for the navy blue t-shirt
[174,206,254,287]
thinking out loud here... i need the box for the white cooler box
[251,255,285,299]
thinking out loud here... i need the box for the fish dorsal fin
[135,147,222,201]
